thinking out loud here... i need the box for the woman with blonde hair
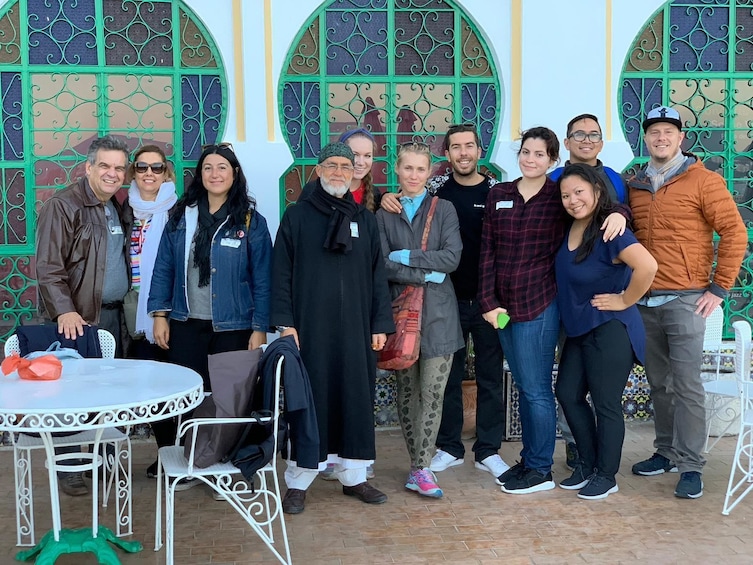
[376,142,463,498]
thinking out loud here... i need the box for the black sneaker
[559,464,592,490]
[500,468,555,494]
[565,442,579,471]
[631,453,677,476]
[578,475,618,500]
[495,460,525,486]
[674,471,703,499]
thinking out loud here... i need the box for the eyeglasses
[201,141,235,153]
[134,161,166,174]
[319,163,355,173]
[568,131,603,143]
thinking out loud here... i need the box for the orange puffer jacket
[627,155,747,294]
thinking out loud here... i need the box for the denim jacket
[148,204,272,332]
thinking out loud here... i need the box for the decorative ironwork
[104,0,173,67]
[28,0,98,65]
[0,4,21,65]
[179,8,217,68]
[0,1,227,342]
[460,19,491,77]
[620,0,753,333]
[0,255,36,332]
[287,20,319,75]
[2,72,23,160]
[326,9,388,75]
[626,13,664,72]
[279,0,501,206]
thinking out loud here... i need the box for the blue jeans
[498,300,559,474]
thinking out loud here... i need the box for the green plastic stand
[16,526,143,564]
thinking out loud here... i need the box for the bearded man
[271,142,394,514]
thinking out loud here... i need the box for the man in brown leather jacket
[35,134,131,496]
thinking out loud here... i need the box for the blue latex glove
[424,271,446,284]
[388,249,411,266]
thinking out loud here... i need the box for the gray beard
[320,178,348,198]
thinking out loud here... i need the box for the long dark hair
[557,163,615,263]
[171,144,255,227]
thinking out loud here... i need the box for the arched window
[620,0,753,329]
[278,0,502,207]
[0,0,227,340]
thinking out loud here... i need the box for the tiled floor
[2,422,753,564]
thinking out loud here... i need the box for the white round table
[0,358,203,563]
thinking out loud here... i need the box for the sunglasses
[134,161,166,174]
[201,141,235,153]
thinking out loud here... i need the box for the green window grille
[278,0,502,208]
[620,0,753,333]
[0,0,228,341]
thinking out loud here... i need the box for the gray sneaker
[59,473,88,496]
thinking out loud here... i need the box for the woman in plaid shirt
[478,127,626,495]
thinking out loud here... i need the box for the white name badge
[220,238,241,248]
[350,222,360,238]
[496,200,513,210]
[109,225,123,235]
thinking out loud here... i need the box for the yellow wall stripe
[510,0,522,139]
[264,0,275,142]
[605,0,613,139]
[232,0,245,141]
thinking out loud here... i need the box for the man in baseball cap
[642,105,683,132]
[626,106,746,499]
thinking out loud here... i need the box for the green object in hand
[497,312,510,329]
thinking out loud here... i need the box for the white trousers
[284,456,371,489]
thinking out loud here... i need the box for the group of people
[33,103,747,510]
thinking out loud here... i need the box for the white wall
[0,0,672,237]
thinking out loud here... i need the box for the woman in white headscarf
[123,144,177,478]
[125,144,178,346]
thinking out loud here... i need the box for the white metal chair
[702,306,738,452]
[154,352,291,565]
[722,320,753,515]
[4,329,132,546]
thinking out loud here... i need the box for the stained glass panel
[104,0,173,67]
[28,0,98,66]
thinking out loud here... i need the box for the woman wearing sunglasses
[125,145,178,349]
[123,144,178,478]
[147,144,273,486]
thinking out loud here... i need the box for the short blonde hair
[396,141,432,167]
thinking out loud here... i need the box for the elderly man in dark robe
[272,142,395,514]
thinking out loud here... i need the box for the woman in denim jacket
[148,143,272,392]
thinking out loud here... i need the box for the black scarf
[308,182,359,253]
[194,194,229,287]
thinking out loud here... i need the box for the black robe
[271,192,394,462]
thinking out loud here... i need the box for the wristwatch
[277,326,292,332]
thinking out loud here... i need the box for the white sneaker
[429,449,464,472]
[474,454,510,477]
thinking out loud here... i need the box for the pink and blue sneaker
[405,468,443,498]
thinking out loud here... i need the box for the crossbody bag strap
[420,196,439,252]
